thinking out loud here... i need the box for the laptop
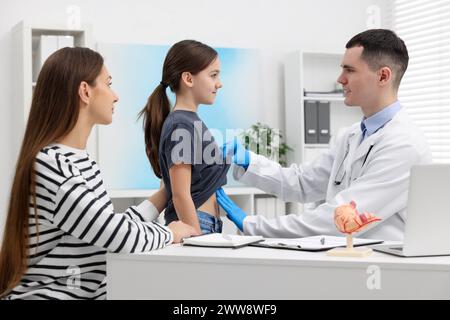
[375,164,450,257]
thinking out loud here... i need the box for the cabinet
[11,20,95,158]
[284,51,362,213]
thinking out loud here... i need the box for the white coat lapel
[352,109,403,165]
[334,127,358,168]
[335,128,360,186]
[351,131,381,167]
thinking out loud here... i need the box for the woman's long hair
[0,47,104,297]
[138,40,218,178]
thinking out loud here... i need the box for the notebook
[250,235,384,252]
[182,233,264,249]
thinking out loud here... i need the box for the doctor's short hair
[346,29,409,89]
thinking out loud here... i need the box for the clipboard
[249,235,384,252]
[182,234,264,249]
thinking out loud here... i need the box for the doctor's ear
[181,72,194,88]
[378,67,392,86]
[78,81,91,105]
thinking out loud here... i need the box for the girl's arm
[148,181,168,213]
[169,164,201,234]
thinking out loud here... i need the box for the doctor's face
[337,46,380,108]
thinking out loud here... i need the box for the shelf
[304,144,330,149]
[108,186,266,198]
[284,50,362,169]
[223,187,266,195]
[303,96,344,102]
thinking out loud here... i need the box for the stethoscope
[333,117,393,185]
[334,141,375,186]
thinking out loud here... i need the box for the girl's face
[88,65,119,125]
[191,57,223,105]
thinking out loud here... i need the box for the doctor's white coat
[233,108,432,241]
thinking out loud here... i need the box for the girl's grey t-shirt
[159,110,230,225]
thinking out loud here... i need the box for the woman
[0,47,197,300]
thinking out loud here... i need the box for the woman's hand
[168,221,200,243]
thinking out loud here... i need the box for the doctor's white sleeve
[233,148,335,203]
[239,136,431,240]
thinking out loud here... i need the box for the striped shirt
[6,144,173,300]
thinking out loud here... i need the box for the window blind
[393,0,450,163]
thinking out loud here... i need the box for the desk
[107,244,450,299]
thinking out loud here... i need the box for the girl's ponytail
[139,83,170,178]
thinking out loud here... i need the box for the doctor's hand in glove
[221,139,250,170]
[216,188,247,232]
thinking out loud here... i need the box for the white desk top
[107,243,450,299]
[107,243,450,271]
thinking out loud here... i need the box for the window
[393,0,450,163]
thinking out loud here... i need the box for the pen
[320,237,325,245]
[277,243,302,249]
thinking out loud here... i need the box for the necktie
[361,122,367,142]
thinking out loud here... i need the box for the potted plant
[240,122,292,166]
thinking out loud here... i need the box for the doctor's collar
[360,101,402,138]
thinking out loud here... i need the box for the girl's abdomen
[198,193,220,218]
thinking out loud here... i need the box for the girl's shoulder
[168,109,201,122]
[163,110,202,132]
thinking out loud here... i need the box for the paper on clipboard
[182,233,264,249]
[250,235,384,252]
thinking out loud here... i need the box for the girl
[140,40,230,235]
[0,47,197,300]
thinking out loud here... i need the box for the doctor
[217,29,432,241]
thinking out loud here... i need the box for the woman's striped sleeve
[52,174,173,252]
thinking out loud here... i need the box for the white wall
[0,0,388,239]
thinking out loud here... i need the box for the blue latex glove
[216,188,247,232]
[221,138,250,170]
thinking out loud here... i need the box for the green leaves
[240,122,293,166]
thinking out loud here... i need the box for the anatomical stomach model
[327,201,381,257]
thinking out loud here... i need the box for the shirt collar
[361,101,402,138]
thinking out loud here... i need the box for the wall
[0,0,388,239]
